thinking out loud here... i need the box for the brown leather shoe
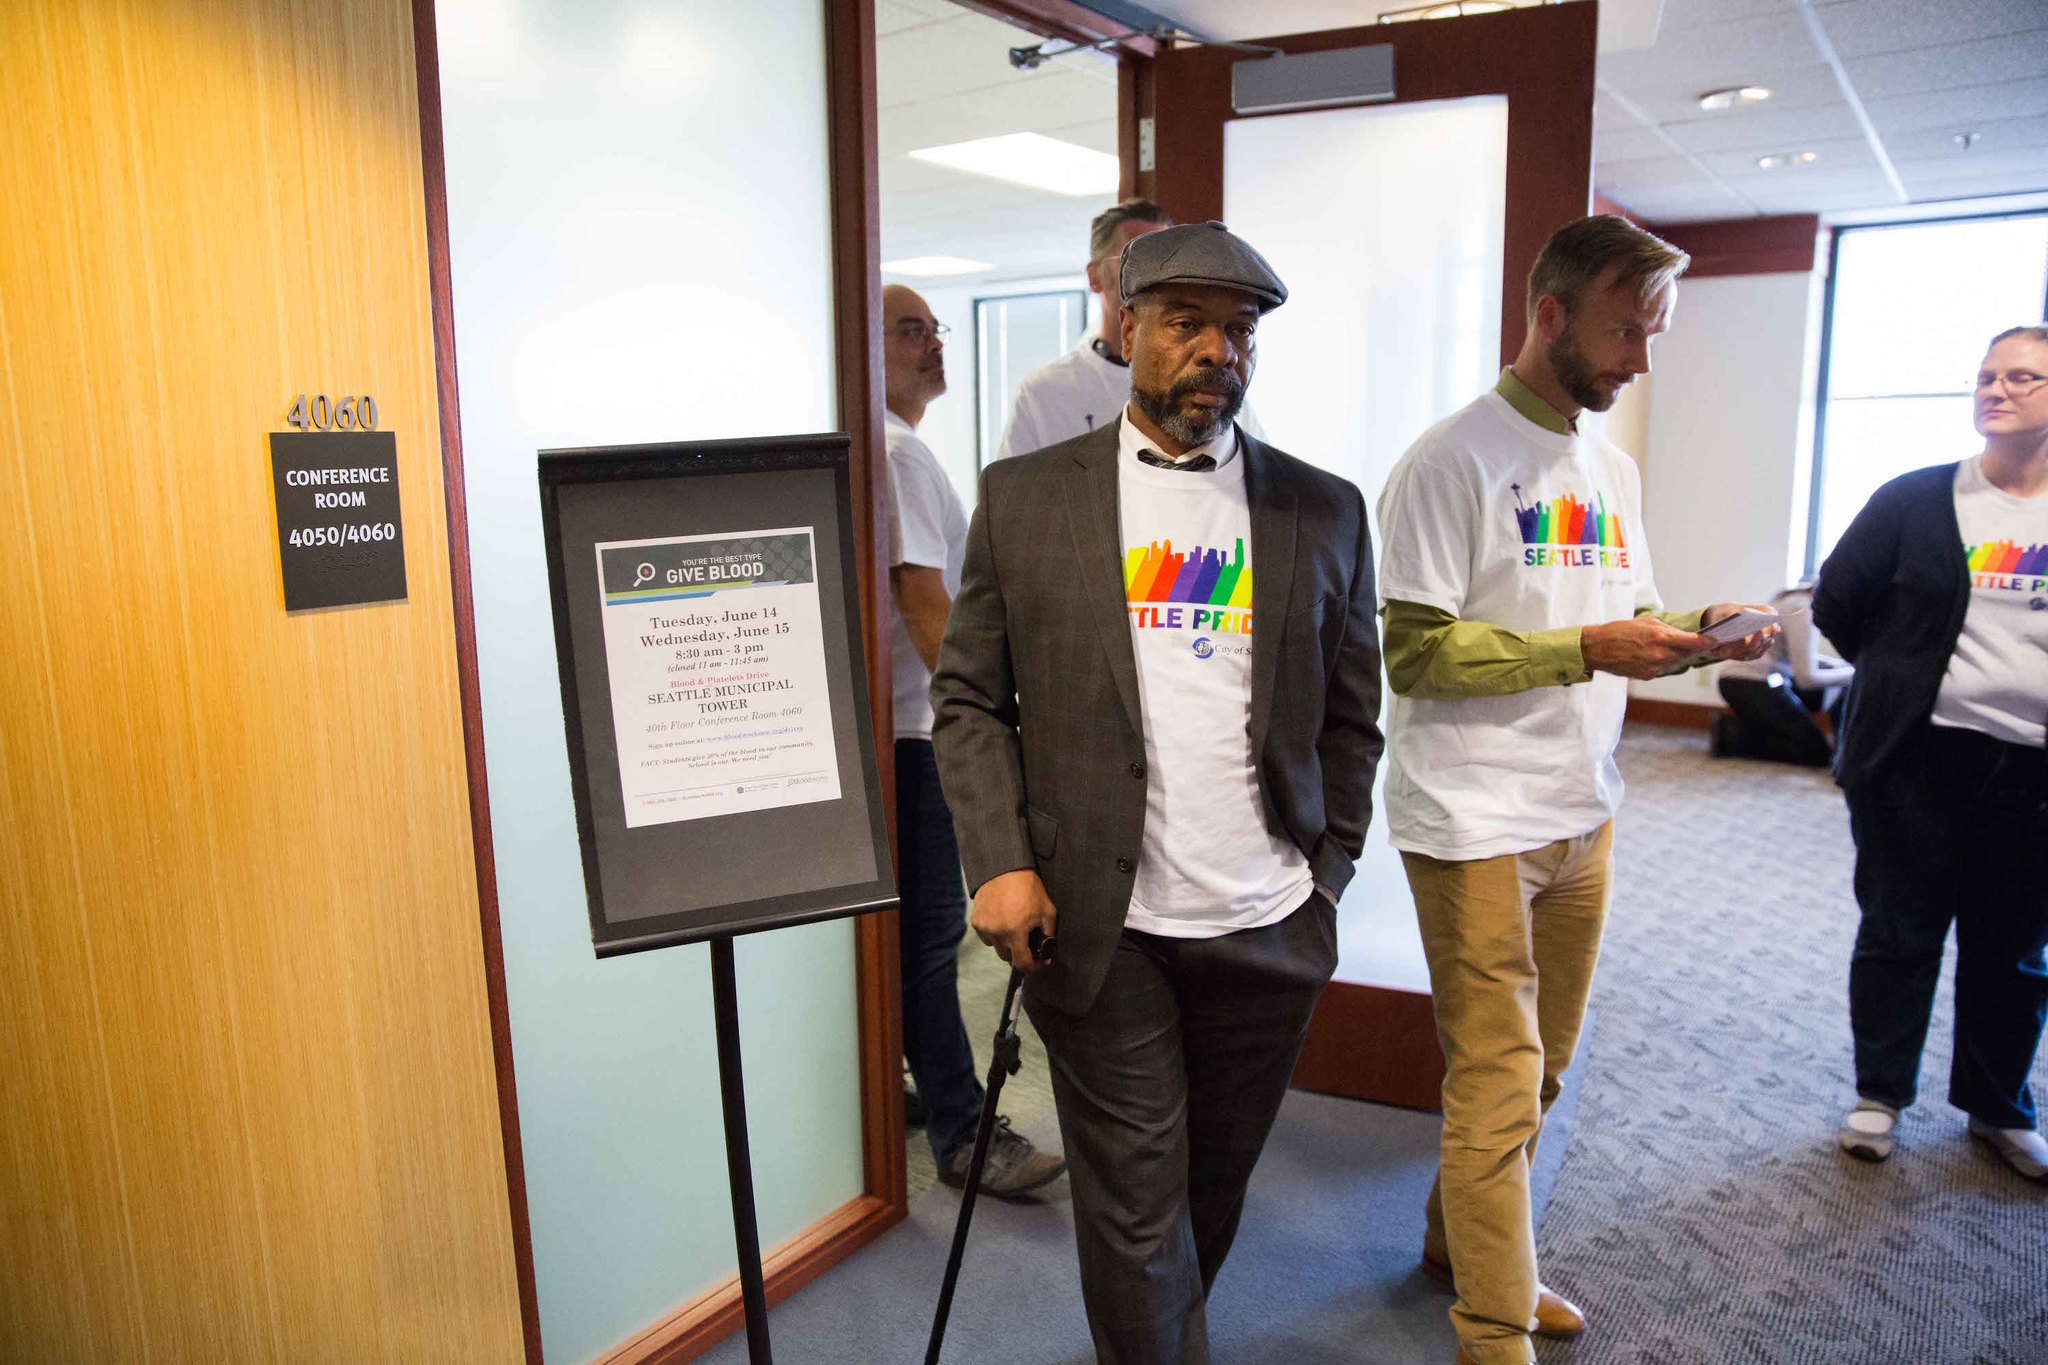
[1534,1287,1586,1338]
[1420,1248,1586,1338]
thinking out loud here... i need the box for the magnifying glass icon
[634,563,656,586]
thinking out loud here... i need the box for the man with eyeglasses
[881,283,1066,1199]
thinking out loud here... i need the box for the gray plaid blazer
[930,419,1385,1015]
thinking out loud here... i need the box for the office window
[976,289,1089,466]
[1809,214,2048,569]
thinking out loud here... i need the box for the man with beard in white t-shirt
[1375,216,1778,1365]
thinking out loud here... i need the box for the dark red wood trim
[1117,53,1157,203]
[594,1194,898,1364]
[1625,697,1727,730]
[825,0,910,1229]
[1147,3,1599,368]
[1292,981,1445,1112]
[409,2,544,1359]
[1653,214,1823,278]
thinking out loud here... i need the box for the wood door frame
[1136,3,1600,370]
[409,2,905,1360]
[1131,5,1600,1109]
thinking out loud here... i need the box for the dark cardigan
[1811,462,1975,795]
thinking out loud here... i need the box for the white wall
[434,3,862,1359]
[1632,270,1825,705]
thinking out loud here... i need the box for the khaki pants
[1405,822,1614,1365]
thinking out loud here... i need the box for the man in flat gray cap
[933,222,1384,1362]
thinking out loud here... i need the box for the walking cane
[925,927,1054,1365]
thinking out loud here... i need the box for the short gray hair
[1090,199,1171,263]
[1526,214,1689,319]
[1987,323,2048,351]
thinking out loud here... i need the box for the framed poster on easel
[539,431,896,1363]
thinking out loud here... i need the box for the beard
[1132,365,1246,447]
[1546,329,1621,412]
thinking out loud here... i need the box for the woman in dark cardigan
[1814,324,2048,1182]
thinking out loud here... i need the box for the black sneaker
[936,1117,1065,1199]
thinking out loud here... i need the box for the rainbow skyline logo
[1513,484,1632,569]
[1967,539,2048,591]
[1124,537,1253,633]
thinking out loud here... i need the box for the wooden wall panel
[0,2,523,1359]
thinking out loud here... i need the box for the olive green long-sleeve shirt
[1380,600,1708,700]
[1380,367,1707,701]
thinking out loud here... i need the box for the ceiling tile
[1658,0,1795,31]
[1661,102,1863,155]
[1697,134,1875,180]
[1596,155,1719,192]
[1845,32,2048,100]
[1598,183,1758,221]
[1884,115,2048,164]
[1595,127,1680,163]
[1865,76,2048,138]
[1598,11,1828,96]
[1812,0,2048,62]
[1719,164,1903,211]
[1603,63,1845,127]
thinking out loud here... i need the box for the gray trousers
[1025,892,1338,1365]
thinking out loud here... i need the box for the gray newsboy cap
[1118,220,1288,313]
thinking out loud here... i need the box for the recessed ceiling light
[1698,85,1771,111]
[1756,151,1818,170]
[881,256,994,277]
[908,134,1119,197]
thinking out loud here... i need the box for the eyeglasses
[889,319,950,345]
[1975,369,2047,397]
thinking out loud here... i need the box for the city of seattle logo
[1966,539,2048,594]
[1514,484,1631,569]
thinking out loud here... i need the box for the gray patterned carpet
[1535,727,2048,1365]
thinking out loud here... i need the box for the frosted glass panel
[435,3,860,1360]
[1225,95,1508,991]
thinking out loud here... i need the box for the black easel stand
[926,930,1052,1365]
[711,934,773,1364]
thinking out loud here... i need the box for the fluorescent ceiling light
[1698,85,1770,111]
[1381,0,1533,21]
[908,134,1119,197]
[881,255,994,277]
[1756,151,1818,170]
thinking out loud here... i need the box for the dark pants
[1847,723,2048,1128]
[1025,892,1338,1365]
[896,738,984,1163]
[1715,674,1833,767]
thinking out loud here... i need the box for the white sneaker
[1837,1099,1898,1162]
[1968,1118,2048,1182]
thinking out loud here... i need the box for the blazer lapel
[1244,430,1298,755]
[1065,424,1145,736]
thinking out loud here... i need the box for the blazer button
[1116,856,1134,873]
[1129,761,1145,779]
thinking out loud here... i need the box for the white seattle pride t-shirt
[1378,391,1664,861]
[1931,455,2048,749]
[1115,414,1312,937]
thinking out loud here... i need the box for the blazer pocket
[1026,805,1060,860]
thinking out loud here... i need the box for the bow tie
[1137,449,1216,472]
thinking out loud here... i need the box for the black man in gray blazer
[931,223,1385,1365]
